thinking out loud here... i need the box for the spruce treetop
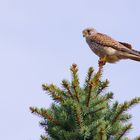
[30,64,140,140]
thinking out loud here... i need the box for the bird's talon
[98,57,106,67]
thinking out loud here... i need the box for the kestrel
[82,27,140,64]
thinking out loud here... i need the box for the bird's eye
[87,30,90,34]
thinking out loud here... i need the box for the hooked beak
[83,34,85,37]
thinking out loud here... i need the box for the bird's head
[82,28,97,37]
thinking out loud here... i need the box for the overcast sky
[0,0,140,139]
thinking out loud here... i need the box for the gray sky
[0,0,140,139]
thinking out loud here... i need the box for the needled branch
[86,81,93,107]
[116,124,132,140]
[30,107,59,125]
[62,80,74,99]
[86,66,103,107]
[112,101,119,112]
[112,97,140,125]
[71,64,80,102]
[94,92,113,106]
[74,106,82,128]
[73,84,80,102]
[84,67,94,90]
[111,102,128,125]
[127,97,140,108]
[119,114,132,122]
[97,61,103,80]
[42,84,64,102]
[84,106,105,117]
[96,80,109,96]
[99,128,106,140]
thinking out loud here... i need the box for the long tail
[129,55,140,61]
[119,41,140,62]
[132,49,140,55]
[127,51,140,62]
[121,48,140,62]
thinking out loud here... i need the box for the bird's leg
[98,57,107,68]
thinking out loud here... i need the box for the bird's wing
[90,33,140,56]
[90,33,120,47]
[119,42,132,49]
[119,42,140,55]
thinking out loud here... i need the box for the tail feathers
[120,41,140,55]
[119,42,132,49]
[124,50,140,62]
[128,55,140,62]
[132,49,140,55]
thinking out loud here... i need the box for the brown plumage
[82,27,140,63]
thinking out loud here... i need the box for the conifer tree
[30,64,140,140]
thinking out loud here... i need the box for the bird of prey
[82,27,140,64]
